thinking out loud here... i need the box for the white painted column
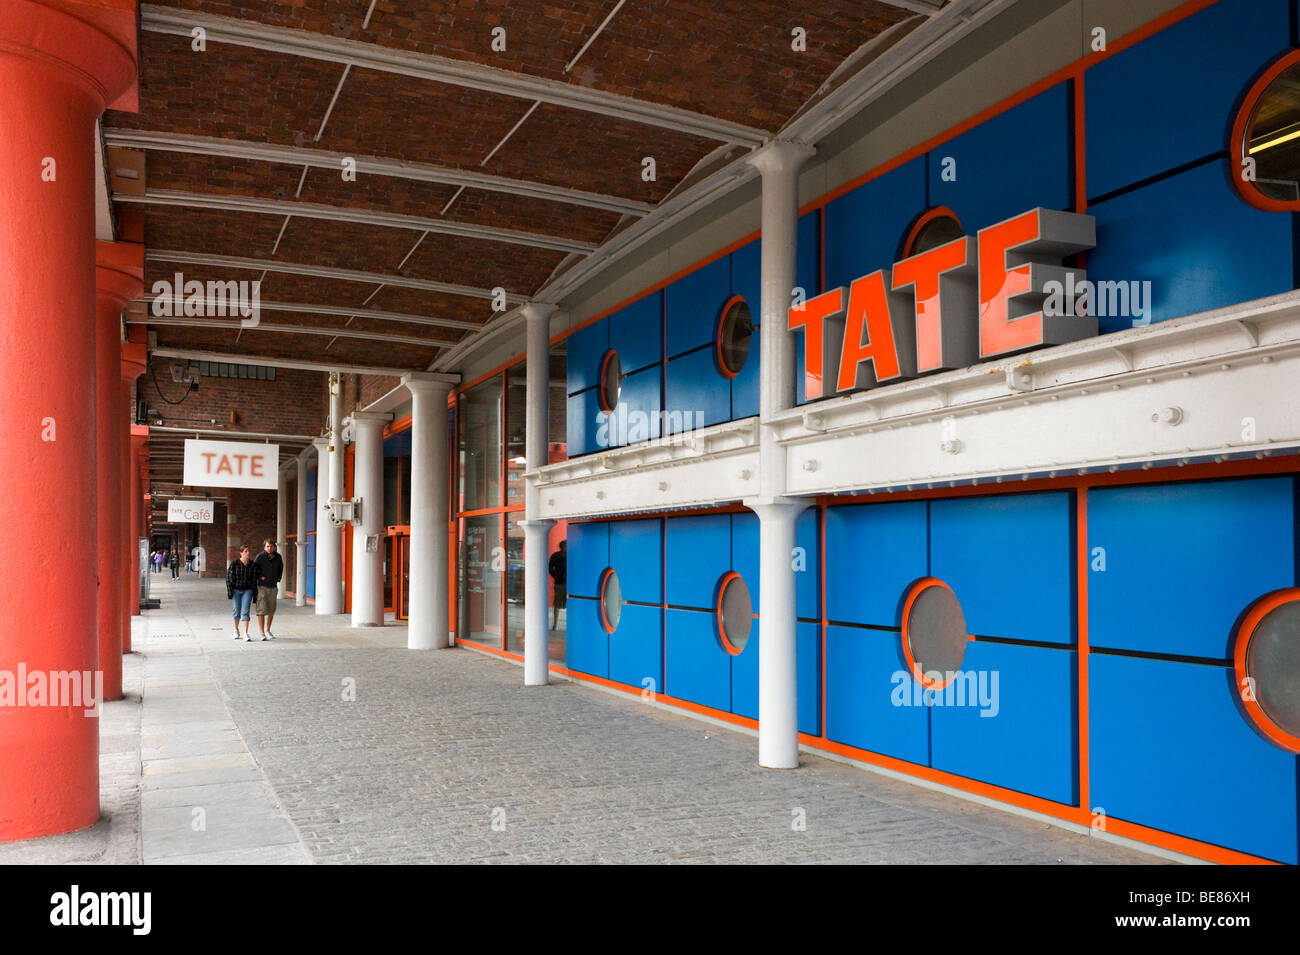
[521,302,557,687]
[743,140,815,770]
[348,411,390,627]
[313,435,342,614]
[403,373,455,650]
[295,451,308,607]
[275,466,288,598]
[324,373,346,612]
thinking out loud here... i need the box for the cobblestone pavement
[2,576,1161,864]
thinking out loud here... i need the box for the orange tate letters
[838,271,901,391]
[789,287,844,400]
[977,209,1041,357]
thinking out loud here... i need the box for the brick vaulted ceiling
[109,0,924,375]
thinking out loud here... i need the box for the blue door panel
[825,501,927,627]
[565,521,608,598]
[1086,162,1294,333]
[665,514,731,609]
[929,84,1072,233]
[666,256,730,358]
[730,621,820,735]
[1085,0,1292,199]
[1090,653,1298,864]
[929,641,1078,805]
[1088,477,1294,659]
[610,519,662,604]
[566,319,608,396]
[730,325,761,419]
[824,157,926,293]
[565,597,609,679]
[608,603,662,690]
[566,386,600,458]
[825,625,928,765]
[665,608,731,711]
[930,493,1074,645]
[665,347,731,430]
[608,292,663,374]
[605,366,662,448]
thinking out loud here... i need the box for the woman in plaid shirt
[226,545,260,641]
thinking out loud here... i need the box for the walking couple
[226,539,284,642]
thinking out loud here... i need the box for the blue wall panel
[825,625,928,765]
[665,346,731,431]
[665,608,731,711]
[732,510,818,619]
[731,512,759,614]
[566,319,608,396]
[731,238,761,313]
[608,292,663,374]
[1087,162,1294,333]
[605,365,662,449]
[730,325,761,419]
[1088,477,1295,659]
[824,157,926,293]
[608,603,663,690]
[929,641,1078,804]
[798,210,819,299]
[665,514,730,609]
[731,621,820,735]
[565,521,608,598]
[665,256,729,358]
[566,386,600,458]
[825,501,927,627]
[1090,653,1299,864]
[930,493,1074,645]
[929,84,1072,233]
[565,597,609,679]
[1085,0,1292,199]
[610,519,662,604]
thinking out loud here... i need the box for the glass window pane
[458,514,503,649]
[458,376,502,512]
[383,456,399,527]
[506,363,527,506]
[506,516,525,653]
[400,454,412,525]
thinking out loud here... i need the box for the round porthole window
[715,571,753,655]
[900,578,968,689]
[598,349,622,412]
[714,295,753,379]
[1232,50,1300,210]
[1234,588,1300,753]
[599,567,623,634]
[900,207,964,259]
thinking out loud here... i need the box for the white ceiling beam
[128,295,483,331]
[113,189,599,255]
[150,347,427,379]
[130,316,447,349]
[139,4,768,147]
[145,249,526,305]
[103,129,655,217]
[148,425,317,442]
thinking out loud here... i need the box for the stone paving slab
[0,577,1166,865]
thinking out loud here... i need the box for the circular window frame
[900,577,969,690]
[1233,587,1300,753]
[714,294,753,380]
[597,348,622,413]
[714,570,753,656]
[899,206,963,260]
[598,566,622,635]
[1230,49,1300,213]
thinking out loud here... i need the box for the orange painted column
[0,1,137,842]
[95,243,142,701]
[122,347,148,647]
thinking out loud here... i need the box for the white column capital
[520,301,558,326]
[311,436,329,452]
[743,496,812,518]
[346,411,392,428]
[402,372,456,397]
[746,140,816,177]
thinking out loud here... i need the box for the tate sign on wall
[182,439,279,489]
[167,499,214,524]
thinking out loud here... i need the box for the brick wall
[361,374,402,408]
[199,501,227,578]
[141,356,327,438]
[226,487,277,565]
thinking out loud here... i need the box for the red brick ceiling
[109,0,916,373]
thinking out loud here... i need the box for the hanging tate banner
[167,499,214,524]
[182,439,279,489]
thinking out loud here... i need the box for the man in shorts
[253,538,284,641]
